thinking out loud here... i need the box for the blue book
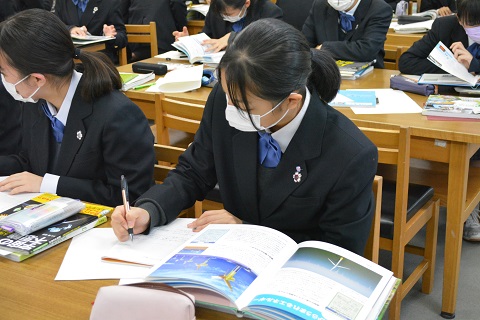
[329,90,377,107]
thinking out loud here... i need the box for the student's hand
[203,33,230,53]
[437,6,452,17]
[111,205,150,242]
[103,24,117,38]
[0,172,42,194]
[187,209,242,232]
[70,26,89,37]
[173,26,189,41]
[316,44,322,50]
[451,41,473,69]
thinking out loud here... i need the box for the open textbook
[140,224,398,320]
[172,33,225,64]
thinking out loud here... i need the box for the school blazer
[137,85,378,255]
[0,82,22,156]
[202,0,283,41]
[302,0,392,68]
[399,16,470,75]
[55,0,127,50]
[0,80,155,206]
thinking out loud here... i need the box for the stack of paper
[394,20,434,34]
[330,90,377,107]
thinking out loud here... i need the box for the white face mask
[1,74,40,103]
[225,94,291,132]
[328,0,355,11]
[222,5,247,23]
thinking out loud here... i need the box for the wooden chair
[119,22,158,66]
[384,45,408,70]
[364,175,383,264]
[352,120,440,320]
[154,144,200,218]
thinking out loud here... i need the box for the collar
[271,88,311,153]
[344,0,361,15]
[46,70,82,126]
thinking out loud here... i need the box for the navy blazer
[0,79,155,206]
[0,82,22,156]
[398,16,474,75]
[54,0,127,50]
[203,0,283,42]
[302,0,392,68]
[136,84,378,255]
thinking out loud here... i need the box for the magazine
[142,224,398,320]
[422,94,480,119]
[172,33,225,64]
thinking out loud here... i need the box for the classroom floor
[382,207,480,320]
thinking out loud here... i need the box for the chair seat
[380,180,434,238]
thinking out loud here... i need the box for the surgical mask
[222,5,247,23]
[328,0,355,11]
[465,25,480,44]
[1,74,40,103]
[225,94,291,132]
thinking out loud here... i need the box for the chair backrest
[276,0,315,31]
[364,175,383,264]
[156,96,204,145]
[384,45,408,70]
[119,22,158,66]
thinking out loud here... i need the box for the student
[54,0,127,63]
[399,0,480,241]
[0,0,52,22]
[0,82,22,156]
[420,0,456,16]
[120,0,187,62]
[0,9,155,206]
[302,0,392,68]
[112,18,378,255]
[173,0,283,53]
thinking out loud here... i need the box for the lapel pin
[76,131,83,140]
[293,166,302,183]
[93,7,98,14]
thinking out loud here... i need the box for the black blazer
[136,85,378,255]
[0,79,155,206]
[0,0,52,22]
[302,0,392,68]
[121,0,187,59]
[203,0,283,41]
[420,0,456,12]
[54,0,127,50]
[398,16,470,75]
[0,82,22,156]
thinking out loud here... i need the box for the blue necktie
[467,43,480,59]
[258,131,282,168]
[72,0,88,12]
[339,12,355,33]
[232,18,245,33]
[42,103,65,143]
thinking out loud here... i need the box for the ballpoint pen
[134,82,155,90]
[121,175,134,242]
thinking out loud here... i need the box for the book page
[172,33,211,63]
[349,89,423,114]
[243,241,394,320]
[0,177,41,212]
[146,224,298,307]
[146,64,203,93]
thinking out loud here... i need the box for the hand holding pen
[121,175,134,242]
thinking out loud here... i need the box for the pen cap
[132,62,167,75]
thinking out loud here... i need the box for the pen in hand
[121,175,134,242]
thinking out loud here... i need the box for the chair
[154,144,200,218]
[119,22,158,66]
[364,175,383,264]
[384,45,408,70]
[276,0,315,31]
[352,120,440,320]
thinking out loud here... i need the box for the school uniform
[203,0,283,42]
[0,0,52,22]
[420,0,456,12]
[135,84,378,255]
[398,15,472,75]
[121,0,186,61]
[0,82,22,156]
[302,0,392,68]
[0,72,155,206]
[54,0,127,60]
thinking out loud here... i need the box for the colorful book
[330,90,377,107]
[141,224,398,320]
[120,72,155,91]
[336,60,376,76]
[422,95,480,119]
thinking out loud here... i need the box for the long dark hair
[457,0,480,26]
[218,18,340,117]
[211,0,256,16]
[0,9,121,102]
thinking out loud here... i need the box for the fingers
[183,26,189,36]
[186,209,242,232]
[112,206,151,242]
[437,7,452,16]
[111,205,130,242]
[71,27,87,37]
[0,172,42,194]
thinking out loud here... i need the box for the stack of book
[422,95,480,120]
[120,72,155,91]
[0,193,111,262]
[336,60,375,80]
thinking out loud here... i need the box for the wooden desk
[187,19,206,36]
[386,29,424,48]
[0,221,238,320]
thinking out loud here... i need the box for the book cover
[120,72,155,91]
[422,95,480,119]
[336,60,375,74]
[143,224,398,320]
[341,66,374,80]
[330,90,377,107]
